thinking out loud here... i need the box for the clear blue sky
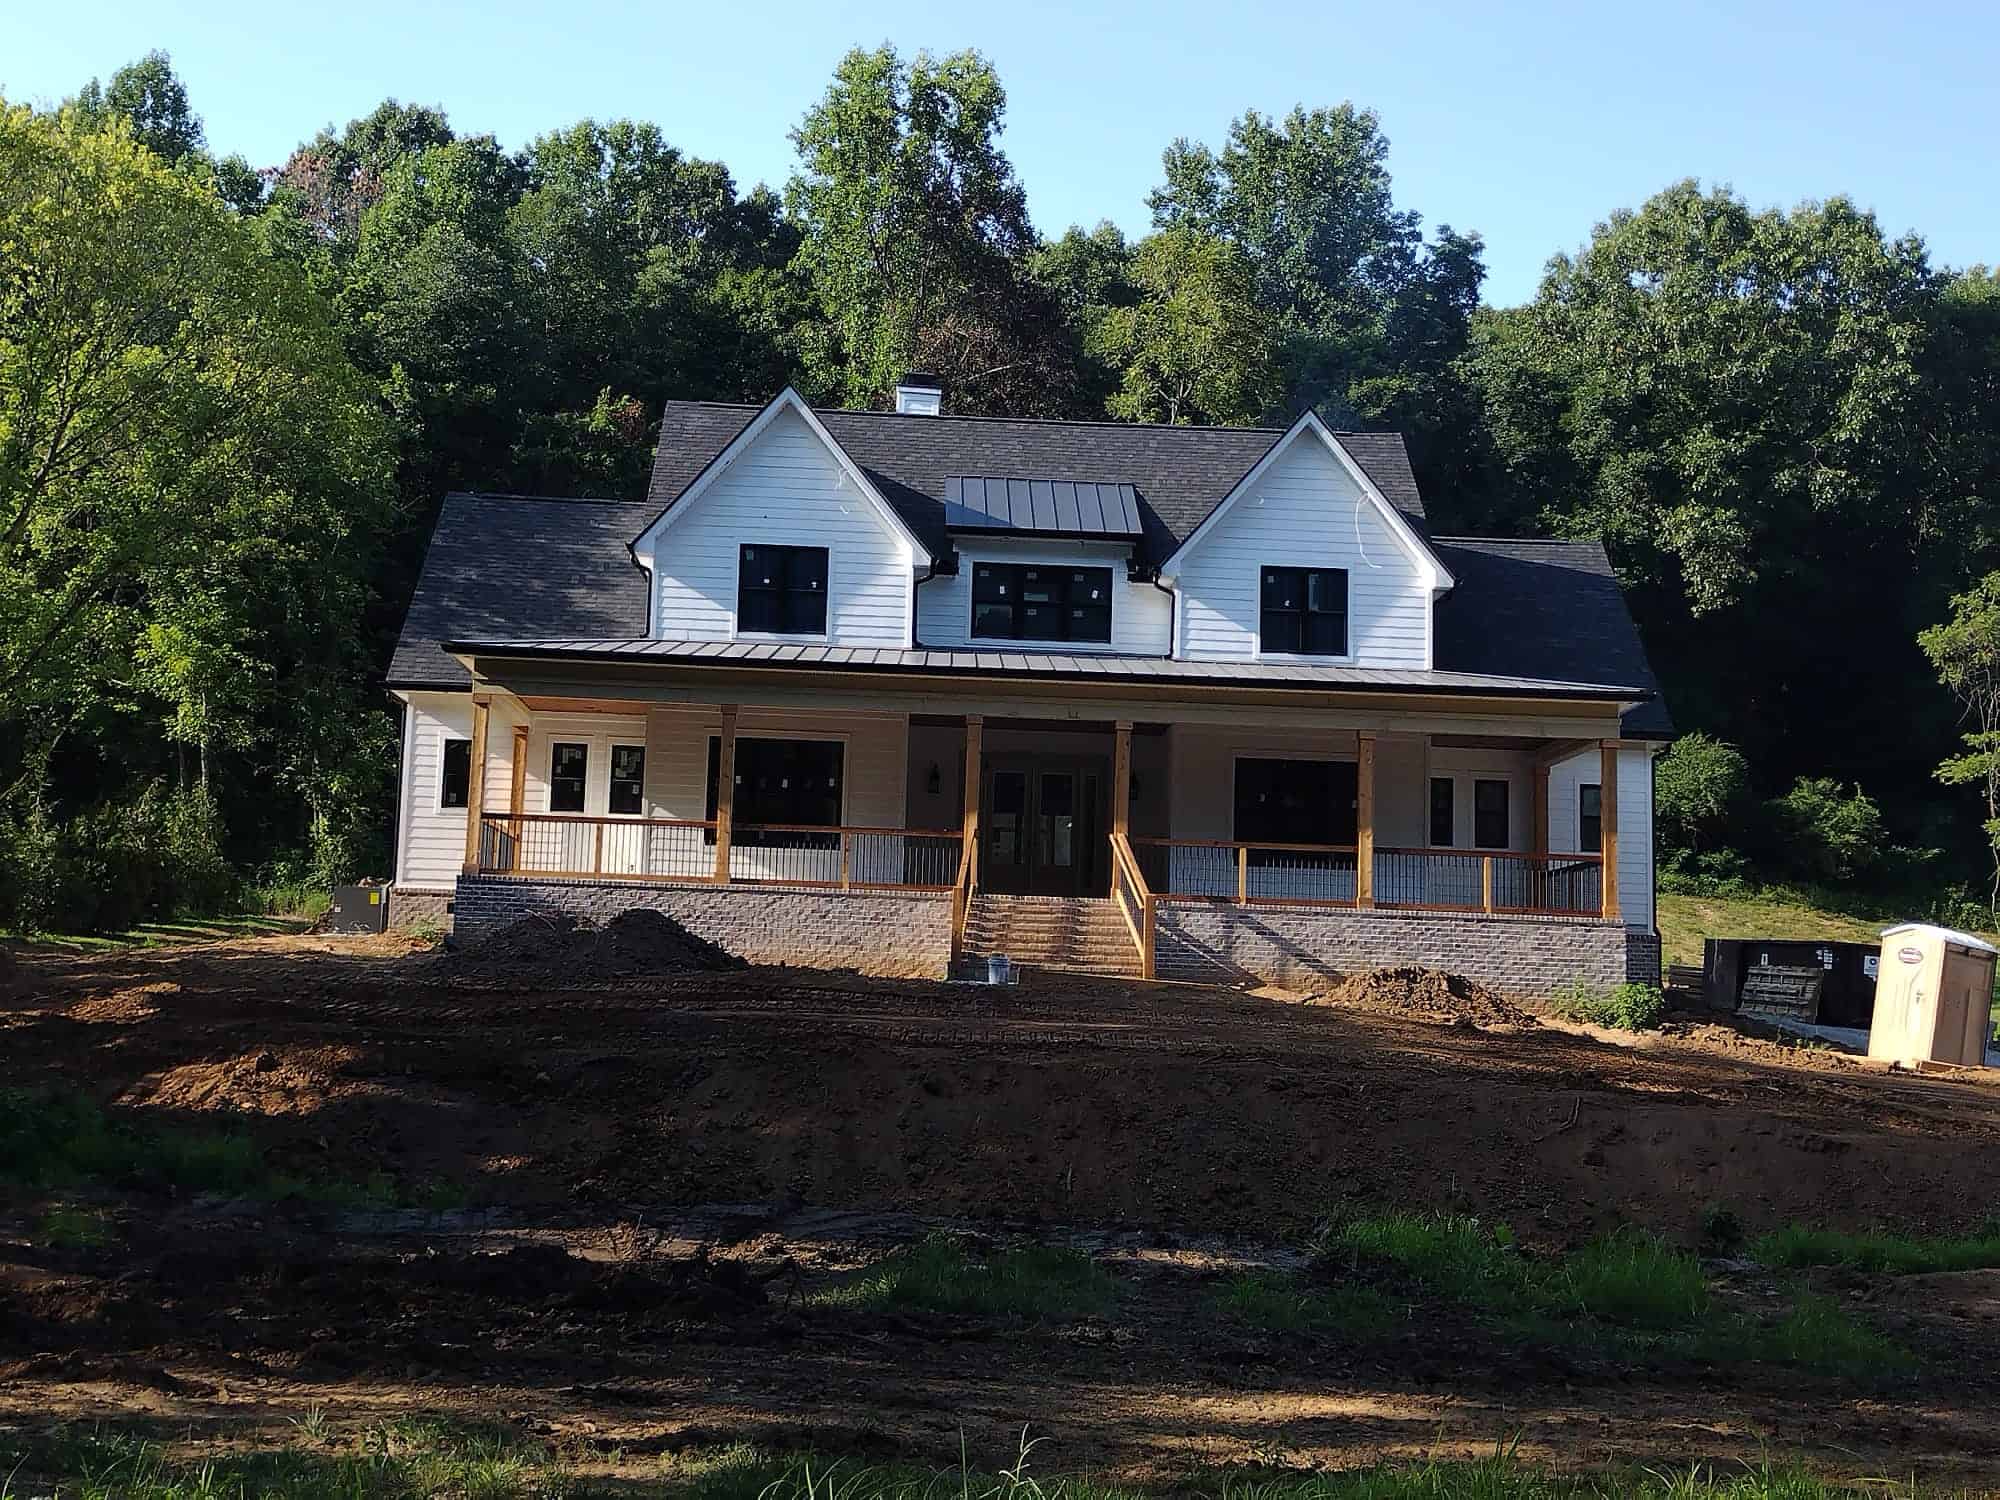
[7,0,1995,305]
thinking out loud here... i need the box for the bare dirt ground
[5,932,2000,1484]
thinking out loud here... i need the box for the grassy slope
[0,913,309,954]
[1654,891,1901,970]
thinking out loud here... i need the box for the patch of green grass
[1317,1211,1535,1311]
[1551,1229,1708,1330]
[36,1204,116,1249]
[0,1086,416,1210]
[811,1233,1123,1320]
[1308,1211,1908,1379]
[1751,1223,2000,1276]
[1,913,307,954]
[1211,1270,1401,1337]
[4,1417,579,1500]
[1,1427,1977,1500]
[1547,980,1667,1031]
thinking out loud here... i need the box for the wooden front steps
[957,893,1145,980]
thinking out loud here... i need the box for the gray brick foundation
[1625,929,1663,986]
[452,876,952,979]
[388,887,454,932]
[1154,902,1635,998]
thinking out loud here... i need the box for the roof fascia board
[632,388,932,565]
[1159,411,1454,590]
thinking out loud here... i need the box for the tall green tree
[1468,180,1946,814]
[1921,575,2000,913]
[0,102,396,867]
[788,45,1076,414]
[70,50,204,163]
[1147,105,1485,473]
[1090,228,1277,424]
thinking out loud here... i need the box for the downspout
[911,552,951,648]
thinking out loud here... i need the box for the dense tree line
[5,44,1999,929]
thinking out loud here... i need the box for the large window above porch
[738,545,829,635]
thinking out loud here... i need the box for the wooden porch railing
[1108,831,1156,978]
[948,815,978,970]
[476,813,961,891]
[1129,837,1607,919]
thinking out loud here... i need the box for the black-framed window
[970,563,1113,643]
[609,745,646,815]
[738,544,829,635]
[550,742,588,813]
[1579,784,1602,854]
[1234,757,1357,850]
[440,737,471,809]
[1259,567,1348,656]
[707,737,844,847]
[1474,778,1509,849]
[1429,777,1454,847]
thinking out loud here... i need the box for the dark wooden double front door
[981,757,1107,896]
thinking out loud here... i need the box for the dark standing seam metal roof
[643,400,1426,567]
[943,476,1143,537]
[387,404,1668,737]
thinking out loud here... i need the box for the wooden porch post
[1112,721,1133,837]
[1599,741,1621,922]
[713,705,739,883]
[507,724,529,873]
[1355,732,1376,908]
[461,696,491,874]
[962,715,984,842]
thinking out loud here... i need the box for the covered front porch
[427,663,1648,987]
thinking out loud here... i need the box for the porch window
[609,745,646,815]
[737,544,829,635]
[1429,777,1454,847]
[1579,784,1602,853]
[550,742,588,813]
[439,737,471,810]
[707,737,844,847]
[1234,757,1356,850]
[970,563,1113,643]
[1474,778,1509,849]
[1259,567,1347,656]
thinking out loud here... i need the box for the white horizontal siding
[1174,434,1431,667]
[1548,745,1656,931]
[653,405,913,646]
[397,691,472,889]
[916,541,1171,654]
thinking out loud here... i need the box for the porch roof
[443,635,1652,704]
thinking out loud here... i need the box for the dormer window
[1260,566,1348,656]
[738,544,828,635]
[971,563,1113,643]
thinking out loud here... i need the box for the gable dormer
[1160,411,1453,669]
[631,389,929,648]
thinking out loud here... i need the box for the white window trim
[1250,561,1357,666]
[730,540,836,645]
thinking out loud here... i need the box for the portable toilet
[1867,924,1997,1068]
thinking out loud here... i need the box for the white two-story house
[386,378,1669,995]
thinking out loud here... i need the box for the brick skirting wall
[1154,902,1641,999]
[388,887,454,931]
[452,876,952,979]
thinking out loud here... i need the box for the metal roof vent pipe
[894,372,944,416]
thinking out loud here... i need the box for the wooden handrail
[948,815,979,970]
[1108,831,1156,980]
[494,813,716,828]
[1131,835,1603,864]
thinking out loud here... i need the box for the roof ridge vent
[894,372,943,416]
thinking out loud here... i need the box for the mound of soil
[423,909,745,986]
[1319,965,1536,1028]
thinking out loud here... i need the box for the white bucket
[987,954,1012,986]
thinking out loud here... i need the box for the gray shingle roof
[644,401,1425,566]
[387,415,1668,738]
[440,636,1647,700]
[386,493,650,689]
